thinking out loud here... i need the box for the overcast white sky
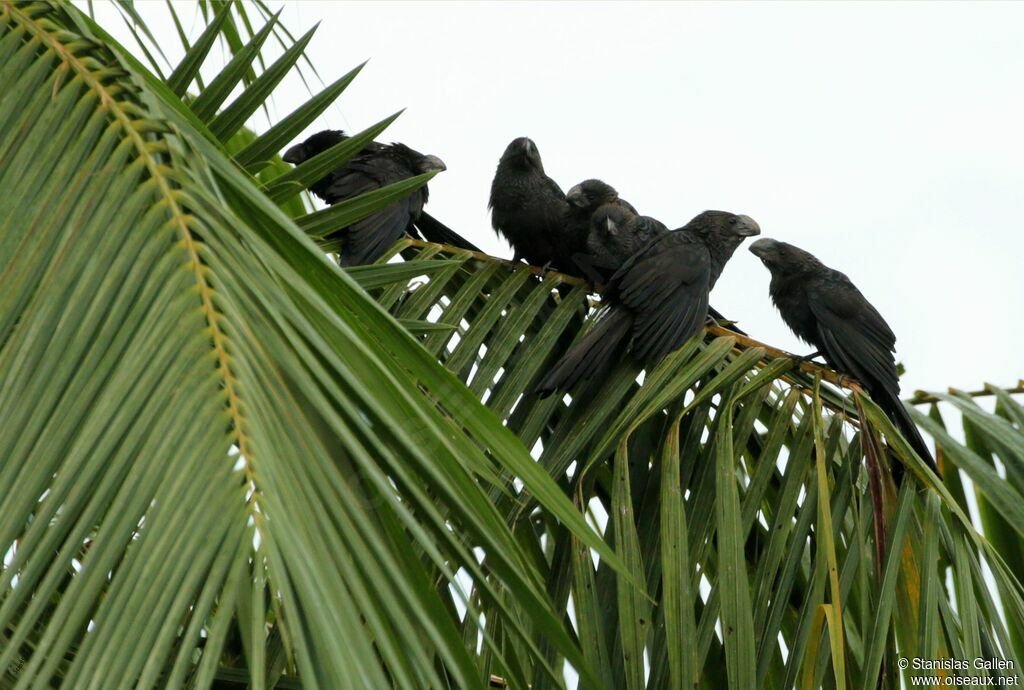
[100,1,1024,397]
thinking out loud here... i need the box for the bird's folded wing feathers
[808,280,900,396]
[321,152,408,201]
[632,287,709,364]
[321,168,385,204]
[613,238,712,364]
[613,237,708,306]
[339,201,414,266]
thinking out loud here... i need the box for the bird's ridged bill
[749,237,778,256]
[423,154,447,172]
[735,215,761,237]
[282,144,305,164]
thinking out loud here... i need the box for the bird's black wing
[610,233,711,365]
[328,153,424,266]
[807,274,938,475]
[807,274,899,396]
[319,149,408,201]
[317,165,378,204]
[339,203,416,266]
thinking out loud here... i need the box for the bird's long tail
[534,308,633,397]
[876,389,940,477]
[414,212,482,252]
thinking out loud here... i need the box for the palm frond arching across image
[1,2,1023,689]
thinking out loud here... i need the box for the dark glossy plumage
[749,238,938,475]
[536,211,760,395]
[488,138,577,270]
[282,130,478,266]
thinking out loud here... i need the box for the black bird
[488,137,578,271]
[748,238,938,476]
[536,211,760,395]
[282,130,479,266]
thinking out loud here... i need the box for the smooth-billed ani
[749,238,938,476]
[536,211,760,395]
[282,130,478,266]
[488,137,579,271]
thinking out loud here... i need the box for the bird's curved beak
[749,237,776,258]
[282,144,305,165]
[423,155,447,172]
[735,215,761,237]
[566,185,586,208]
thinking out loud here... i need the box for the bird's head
[500,137,544,171]
[282,129,347,164]
[590,203,632,237]
[749,238,820,276]
[682,211,761,272]
[417,154,447,174]
[686,211,761,242]
[567,179,618,209]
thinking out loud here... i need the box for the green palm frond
[0,3,613,687]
